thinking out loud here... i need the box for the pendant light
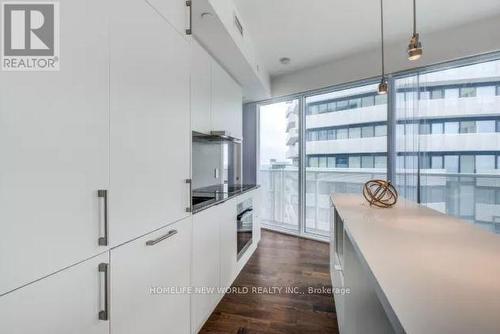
[408,0,423,60]
[378,0,388,95]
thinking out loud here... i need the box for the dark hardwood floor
[200,230,339,334]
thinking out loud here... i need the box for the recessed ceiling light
[279,57,291,65]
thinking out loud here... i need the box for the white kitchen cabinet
[111,217,192,334]
[109,0,191,246]
[191,204,223,333]
[0,252,109,334]
[211,60,243,139]
[191,40,212,134]
[146,0,188,37]
[0,0,109,295]
[219,199,238,288]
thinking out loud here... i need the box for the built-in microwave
[236,198,253,260]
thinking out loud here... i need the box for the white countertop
[331,194,500,334]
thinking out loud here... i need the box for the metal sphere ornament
[363,180,398,208]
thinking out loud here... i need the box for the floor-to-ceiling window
[304,83,387,236]
[258,99,300,232]
[256,52,500,240]
[396,57,500,233]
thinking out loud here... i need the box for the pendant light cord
[413,0,417,35]
[380,0,385,77]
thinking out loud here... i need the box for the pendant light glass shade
[378,78,388,95]
[408,0,423,60]
[378,0,388,95]
[408,33,423,60]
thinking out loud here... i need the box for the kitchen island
[330,194,500,334]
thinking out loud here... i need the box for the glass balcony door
[258,99,300,233]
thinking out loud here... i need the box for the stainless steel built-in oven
[236,198,253,260]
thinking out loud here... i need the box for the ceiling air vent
[234,14,244,36]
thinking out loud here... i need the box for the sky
[259,101,294,167]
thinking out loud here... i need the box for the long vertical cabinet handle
[98,190,108,246]
[185,179,192,213]
[98,263,109,321]
[185,1,192,35]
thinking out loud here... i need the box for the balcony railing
[259,167,500,237]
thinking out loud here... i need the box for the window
[431,156,443,169]
[459,87,477,98]
[375,125,387,136]
[336,128,348,139]
[260,55,500,240]
[336,156,348,168]
[361,156,374,168]
[477,86,496,97]
[444,155,459,173]
[305,81,387,237]
[361,125,374,138]
[420,90,430,100]
[431,122,444,134]
[327,157,336,168]
[362,95,374,107]
[445,122,459,134]
[336,100,348,111]
[309,105,318,115]
[421,155,431,169]
[310,131,318,141]
[375,156,387,168]
[459,121,476,134]
[460,155,475,173]
[349,127,361,139]
[445,88,459,98]
[476,155,495,172]
[259,99,300,232]
[327,129,336,140]
[397,124,405,136]
[349,156,361,168]
[319,103,328,113]
[431,89,444,99]
[375,94,387,105]
[477,120,496,133]
[349,98,361,109]
[419,123,431,135]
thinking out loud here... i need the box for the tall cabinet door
[109,0,191,246]
[111,217,192,334]
[191,40,212,134]
[0,0,110,295]
[211,61,243,139]
[0,252,109,334]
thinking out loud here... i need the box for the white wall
[271,14,500,98]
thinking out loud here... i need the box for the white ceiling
[234,0,500,77]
